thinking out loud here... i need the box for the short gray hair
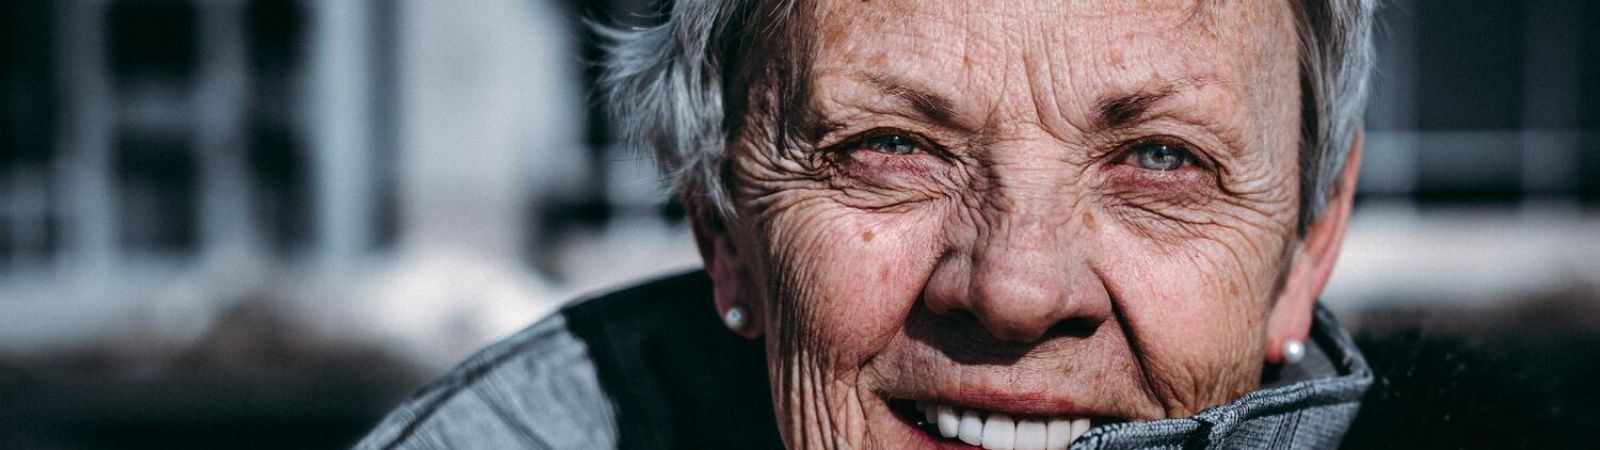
[1292,0,1376,231]
[601,0,1376,230]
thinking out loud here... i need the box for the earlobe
[1266,131,1363,363]
[687,197,763,339]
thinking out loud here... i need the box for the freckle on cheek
[861,230,875,243]
[1082,211,1096,231]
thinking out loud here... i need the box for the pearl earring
[724,307,745,331]
[1282,339,1306,365]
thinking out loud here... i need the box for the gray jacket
[355,271,1371,449]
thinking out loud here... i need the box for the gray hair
[601,0,1376,231]
[1292,0,1376,231]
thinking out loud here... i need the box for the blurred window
[245,0,311,256]
[248,123,310,256]
[1366,0,1599,207]
[1414,0,1525,131]
[0,0,60,271]
[107,1,198,90]
[1582,2,1600,202]
[115,132,197,255]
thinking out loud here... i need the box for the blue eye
[863,134,918,155]
[1133,142,1189,171]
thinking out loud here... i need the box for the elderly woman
[358,0,1375,449]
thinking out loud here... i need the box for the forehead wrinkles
[808,0,1296,139]
[812,1,1006,100]
[1051,0,1290,125]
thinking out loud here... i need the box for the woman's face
[698,0,1336,448]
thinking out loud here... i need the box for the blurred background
[0,0,1597,448]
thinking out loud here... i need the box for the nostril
[970,302,1066,343]
[909,305,1068,365]
[975,311,1099,343]
[1046,317,1097,339]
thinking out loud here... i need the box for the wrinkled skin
[689,0,1362,449]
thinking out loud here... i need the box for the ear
[1266,131,1362,363]
[686,195,763,339]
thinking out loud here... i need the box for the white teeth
[1014,419,1047,450]
[958,410,985,445]
[1046,419,1074,450]
[1070,418,1092,444]
[937,405,960,438]
[981,413,1016,450]
[914,402,1093,450]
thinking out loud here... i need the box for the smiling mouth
[890,399,1103,450]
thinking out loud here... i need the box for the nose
[922,214,1112,343]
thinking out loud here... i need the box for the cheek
[1113,253,1241,341]
[1096,182,1296,344]
[763,204,948,364]
[1097,227,1288,395]
[1122,256,1266,351]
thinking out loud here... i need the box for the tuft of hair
[596,0,797,219]
[1293,0,1377,233]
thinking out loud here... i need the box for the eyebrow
[862,74,1219,134]
[864,74,961,127]
[1093,76,1220,131]
[1094,88,1178,131]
